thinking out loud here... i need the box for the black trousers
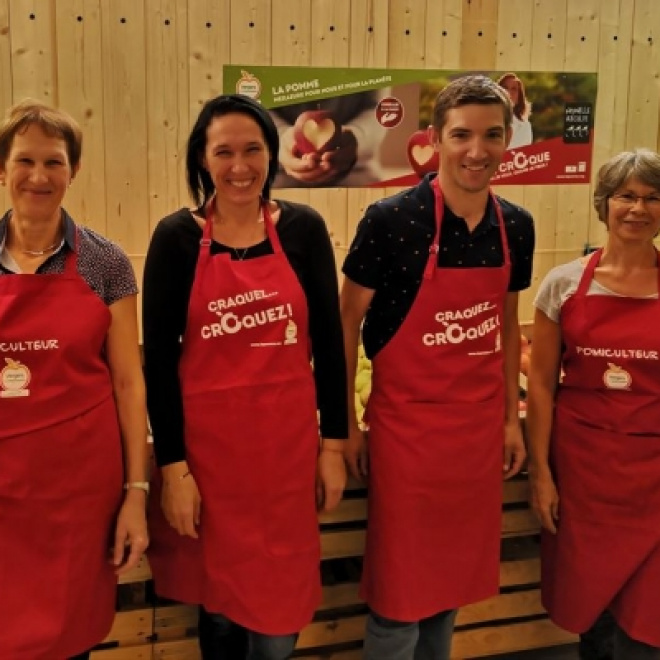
[579,610,660,660]
[198,607,249,659]
[579,611,615,660]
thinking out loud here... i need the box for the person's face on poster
[500,79,520,105]
[431,104,511,194]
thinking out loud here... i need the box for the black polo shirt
[342,174,535,358]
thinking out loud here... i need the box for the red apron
[147,203,321,635]
[360,178,510,621]
[0,237,122,659]
[542,249,660,646]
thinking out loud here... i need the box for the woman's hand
[343,423,369,482]
[113,489,149,575]
[503,419,527,479]
[529,466,560,534]
[316,440,347,512]
[161,461,202,538]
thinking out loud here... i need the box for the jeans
[364,608,458,660]
[198,607,298,660]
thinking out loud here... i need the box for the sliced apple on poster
[293,110,341,155]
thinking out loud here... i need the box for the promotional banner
[223,65,597,188]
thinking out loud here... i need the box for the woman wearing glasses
[526,149,660,659]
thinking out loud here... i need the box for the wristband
[124,481,150,494]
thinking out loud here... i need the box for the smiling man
[340,75,535,660]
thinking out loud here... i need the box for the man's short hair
[432,75,513,132]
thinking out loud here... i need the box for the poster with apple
[223,66,597,188]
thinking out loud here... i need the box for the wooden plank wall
[1,0,659,321]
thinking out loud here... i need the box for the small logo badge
[284,319,298,345]
[1,357,31,397]
[236,70,262,100]
[603,362,631,390]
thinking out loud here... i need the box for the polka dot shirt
[0,210,137,306]
[342,175,535,358]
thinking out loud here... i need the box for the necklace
[21,241,60,257]
[213,205,265,261]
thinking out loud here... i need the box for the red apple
[407,130,439,178]
[293,110,341,156]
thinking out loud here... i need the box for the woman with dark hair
[497,73,533,149]
[143,94,348,659]
[526,148,660,659]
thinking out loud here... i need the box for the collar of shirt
[419,173,498,233]
[0,209,76,273]
[0,208,77,253]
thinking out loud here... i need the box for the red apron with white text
[360,179,510,621]
[541,249,660,646]
[0,239,123,659]
[147,203,321,635]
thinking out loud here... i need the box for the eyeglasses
[610,192,660,209]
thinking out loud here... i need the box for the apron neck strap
[428,177,509,280]
[576,249,603,296]
[201,198,282,254]
[576,247,660,296]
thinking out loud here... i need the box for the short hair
[185,94,279,207]
[432,75,513,132]
[496,73,531,121]
[593,149,660,223]
[0,99,82,169]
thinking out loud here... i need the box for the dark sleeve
[142,210,199,466]
[102,245,139,305]
[287,206,348,440]
[341,202,388,289]
[505,204,535,292]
